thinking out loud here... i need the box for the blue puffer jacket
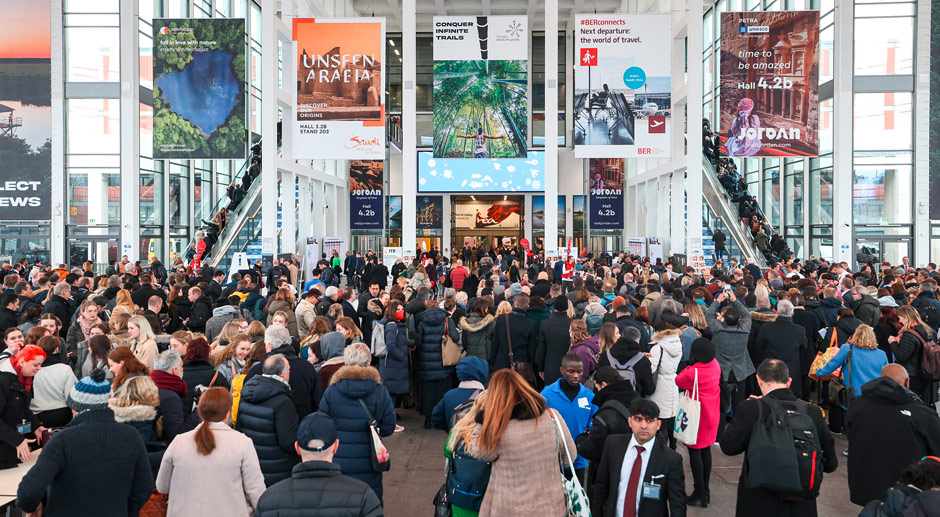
[415,307,459,381]
[431,356,488,431]
[378,318,410,396]
[234,375,299,486]
[318,365,396,500]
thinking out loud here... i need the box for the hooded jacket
[568,335,600,383]
[415,307,459,381]
[204,304,252,343]
[747,308,777,367]
[596,338,655,397]
[846,376,940,506]
[814,296,844,329]
[317,365,396,500]
[852,294,881,328]
[431,356,488,431]
[378,318,409,395]
[459,312,495,361]
[647,329,683,418]
[822,316,865,351]
[265,299,299,338]
[235,374,299,486]
[110,404,160,444]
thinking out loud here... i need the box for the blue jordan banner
[349,160,383,230]
[153,18,246,159]
[588,158,624,229]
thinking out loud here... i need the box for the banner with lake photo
[574,14,672,159]
[153,19,246,159]
[433,16,527,159]
[0,1,52,220]
[719,11,819,157]
[349,160,383,230]
[589,158,624,229]
[293,18,385,160]
[533,195,565,231]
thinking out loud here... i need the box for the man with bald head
[844,363,940,507]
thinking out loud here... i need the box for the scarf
[150,370,187,397]
[78,314,102,340]
[12,361,32,394]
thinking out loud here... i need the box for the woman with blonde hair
[211,321,243,353]
[156,387,266,516]
[327,303,344,322]
[889,306,936,402]
[127,315,159,369]
[112,289,137,318]
[816,324,889,424]
[684,301,711,340]
[462,369,576,516]
[109,311,132,342]
[109,375,162,443]
[495,301,512,317]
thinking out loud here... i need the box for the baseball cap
[296,413,337,452]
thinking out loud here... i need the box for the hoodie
[459,312,495,360]
[814,296,844,329]
[569,335,600,384]
[431,356,489,431]
[647,330,684,418]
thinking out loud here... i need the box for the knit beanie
[67,369,111,413]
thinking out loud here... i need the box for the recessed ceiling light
[389,40,395,47]
[394,49,400,56]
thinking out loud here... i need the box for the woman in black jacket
[890,306,935,403]
[180,337,230,413]
[873,304,901,362]
[0,345,45,469]
[414,301,459,428]
[595,333,655,397]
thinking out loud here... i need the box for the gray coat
[705,300,755,381]
[459,313,495,360]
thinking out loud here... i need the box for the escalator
[701,156,768,267]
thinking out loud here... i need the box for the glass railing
[703,202,742,262]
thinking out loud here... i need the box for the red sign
[579,48,597,67]
[648,115,666,134]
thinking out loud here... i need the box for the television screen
[417,151,544,193]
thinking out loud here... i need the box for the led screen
[417,151,544,193]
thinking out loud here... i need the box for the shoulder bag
[504,315,536,386]
[357,398,391,472]
[674,368,701,445]
[549,409,591,517]
[441,316,464,367]
[828,346,855,407]
[808,329,842,381]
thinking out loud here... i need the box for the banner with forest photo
[433,16,528,159]
[153,18,246,159]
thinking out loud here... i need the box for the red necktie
[623,445,646,517]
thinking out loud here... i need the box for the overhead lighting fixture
[398,57,402,62]
[389,39,395,47]
[503,195,507,200]
[394,49,400,56]
[471,196,476,200]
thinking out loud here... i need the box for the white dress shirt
[615,434,655,517]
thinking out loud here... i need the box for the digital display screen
[417,151,545,193]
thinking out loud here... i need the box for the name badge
[577,397,590,409]
[642,482,661,500]
[16,422,31,434]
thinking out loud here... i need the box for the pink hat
[737,97,755,112]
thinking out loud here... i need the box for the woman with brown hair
[112,289,138,318]
[568,320,599,383]
[301,316,332,361]
[108,347,149,391]
[156,387,266,516]
[264,288,299,338]
[874,303,901,361]
[890,306,936,402]
[245,320,266,343]
[214,333,252,384]
[334,316,363,346]
[462,369,576,516]
[597,322,620,357]
[80,334,114,379]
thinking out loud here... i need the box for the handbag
[828,346,855,407]
[505,315,537,385]
[434,459,453,517]
[808,329,842,381]
[446,441,492,511]
[357,398,391,472]
[674,368,702,446]
[441,316,464,367]
[549,409,591,517]
[138,490,168,517]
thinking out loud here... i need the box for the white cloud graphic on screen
[419,178,426,185]
[526,159,538,165]
[443,170,453,179]
[429,170,437,176]
[507,165,515,173]
[427,159,436,167]
[493,163,502,170]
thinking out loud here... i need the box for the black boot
[424,416,432,429]
[686,489,708,508]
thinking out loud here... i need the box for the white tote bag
[674,368,701,446]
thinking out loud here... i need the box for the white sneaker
[394,425,405,433]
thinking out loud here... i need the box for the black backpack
[745,397,824,501]
[916,303,940,332]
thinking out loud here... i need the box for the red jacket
[675,358,722,449]
[449,266,468,290]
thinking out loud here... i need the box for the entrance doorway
[68,238,118,271]
[854,237,911,268]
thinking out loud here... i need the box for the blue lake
[156,50,239,135]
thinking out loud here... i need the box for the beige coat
[132,338,158,370]
[155,422,267,517]
[468,409,576,517]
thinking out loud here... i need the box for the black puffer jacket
[234,375,299,486]
[414,307,458,381]
[255,461,382,517]
[0,367,40,469]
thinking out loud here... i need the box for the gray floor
[383,408,858,517]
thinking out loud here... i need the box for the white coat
[647,330,683,419]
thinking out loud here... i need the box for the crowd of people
[0,247,937,516]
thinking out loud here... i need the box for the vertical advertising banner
[153,19,246,159]
[930,5,940,219]
[349,160,383,230]
[574,14,672,159]
[719,12,820,157]
[416,195,444,230]
[433,16,528,159]
[589,158,624,229]
[387,196,402,230]
[533,195,565,231]
[0,1,51,220]
[293,18,386,160]
[573,195,586,231]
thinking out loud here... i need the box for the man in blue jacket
[541,354,597,485]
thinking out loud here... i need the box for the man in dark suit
[130,274,167,308]
[593,398,687,517]
[536,296,574,385]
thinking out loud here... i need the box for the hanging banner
[349,160,383,230]
[533,195,565,231]
[416,195,443,230]
[433,16,528,158]
[627,237,647,258]
[589,158,624,229]
[719,11,820,157]
[574,14,672,159]
[0,1,52,220]
[387,196,402,230]
[573,195,586,231]
[931,6,940,219]
[454,198,521,229]
[292,17,386,159]
[153,18,246,159]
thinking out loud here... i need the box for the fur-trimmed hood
[109,403,158,423]
[460,313,495,333]
[330,364,382,385]
[650,327,682,342]
[367,298,385,315]
[750,309,778,323]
